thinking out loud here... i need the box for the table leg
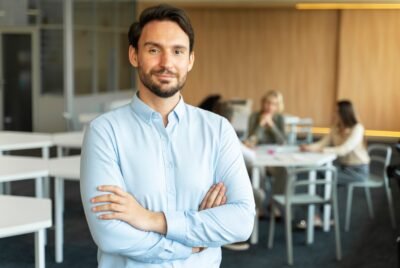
[323,162,333,232]
[42,147,50,198]
[307,170,316,245]
[57,146,65,213]
[250,166,260,244]
[35,177,44,198]
[35,229,45,268]
[55,177,64,263]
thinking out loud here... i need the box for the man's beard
[138,66,187,98]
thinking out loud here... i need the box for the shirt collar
[131,92,185,124]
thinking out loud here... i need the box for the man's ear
[129,45,138,67]
[188,51,195,72]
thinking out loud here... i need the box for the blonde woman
[245,90,286,146]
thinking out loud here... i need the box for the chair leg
[285,205,293,265]
[364,187,374,219]
[332,198,342,261]
[268,205,275,249]
[345,186,353,232]
[384,186,397,228]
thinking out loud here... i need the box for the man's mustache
[151,68,177,76]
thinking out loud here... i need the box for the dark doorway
[2,33,32,131]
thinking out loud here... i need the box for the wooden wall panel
[338,10,400,131]
[184,9,338,127]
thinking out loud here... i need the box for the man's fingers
[97,185,127,197]
[205,183,223,209]
[221,195,227,205]
[97,212,125,221]
[212,185,226,208]
[199,184,216,210]
[91,193,124,204]
[92,203,125,213]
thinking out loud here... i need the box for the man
[80,4,255,267]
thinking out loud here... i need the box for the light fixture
[296,3,400,10]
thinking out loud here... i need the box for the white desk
[78,113,99,127]
[0,156,49,197]
[0,131,53,195]
[250,145,336,244]
[0,195,52,268]
[53,131,84,158]
[49,156,80,263]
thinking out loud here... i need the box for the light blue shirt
[80,93,255,268]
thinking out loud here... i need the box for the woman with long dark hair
[301,100,370,183]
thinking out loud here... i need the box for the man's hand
[199,182,227,211]
[192,182,227,254]
[91,185,167,234]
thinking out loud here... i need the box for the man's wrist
[146,211,167,235]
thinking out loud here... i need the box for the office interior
[0,0,399,267]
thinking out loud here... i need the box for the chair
[0,195,52,268]
[345,144,396,231]
[268,166,342,265]
[283,116,313,145]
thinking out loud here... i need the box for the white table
[52,131,84,155]
[250,145,336,244]
[78,113,99,127]
[48,156,80,263]
[0,156,49,197]
[0,131,53,195]
[0,195,52,268]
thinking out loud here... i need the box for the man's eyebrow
[143,42,188,50]
[144,42,161,47]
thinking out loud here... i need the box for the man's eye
[149,48,159,54]
[174,50,184,55]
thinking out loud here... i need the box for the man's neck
[138,88,180,126]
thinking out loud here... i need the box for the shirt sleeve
[80,122,192,263]
[323,124,364,156]
[163,118,256,248]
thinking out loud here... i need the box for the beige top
[309,123,370,166]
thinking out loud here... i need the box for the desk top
[0,195,52,238]
[253,145,336,167]
[0,131,53,151]
[0,156,49,182]
[53,131,84,148]
[49,156,80,180]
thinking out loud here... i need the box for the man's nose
[159,52,173,69]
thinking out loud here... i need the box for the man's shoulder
[88,104,132,131]
[184,103,227,125]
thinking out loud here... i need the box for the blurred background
[0,0,400,267]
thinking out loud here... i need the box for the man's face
[129,20,194,98]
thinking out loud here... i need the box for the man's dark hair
[337,100,358,128]
[128,4,194,52]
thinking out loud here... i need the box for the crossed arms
[80,119,255,264]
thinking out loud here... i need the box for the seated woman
[245,90,286,147]
[301,100,370,185]
[244,90,287,219]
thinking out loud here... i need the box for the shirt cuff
[164,210,187,243]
